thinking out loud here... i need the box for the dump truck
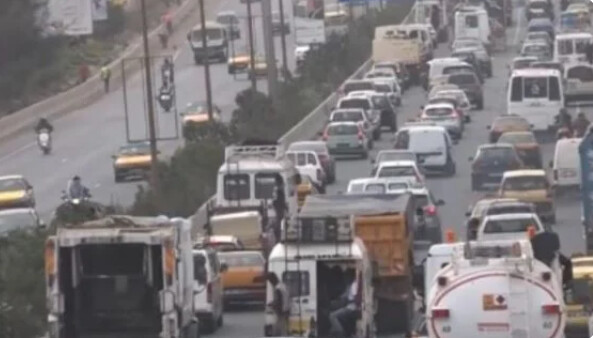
[298,194,416,333]
[45,215,199,338]
[373,25,429,84]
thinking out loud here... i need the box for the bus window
[510,77,522,102]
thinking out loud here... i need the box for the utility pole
[198,0,214,120]
[246,0,258,90]
[140,0,159,189]
[261,0,279,102]
[278,0,289,78]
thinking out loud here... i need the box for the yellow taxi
[248,56,275,79]
[180,101,221,127]
[498,169,555,223]
[112,141,155,183]
[228,54,252,74]
[195,235,245,252]
[0,175,35,209]
[488,114,532,143]
[217,250,266,304]
[297,174,320,209]
[565,255,593,338]
[497,131,543,168]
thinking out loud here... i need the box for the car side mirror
[220,263,228,273]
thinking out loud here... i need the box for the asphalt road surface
[0,0,299,219]
[206,3,588,338]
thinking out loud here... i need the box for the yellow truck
[565,255,593,338]
[373,25,429,85]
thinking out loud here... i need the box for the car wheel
[217,313,223,327]
[448,161,456,176]
[200,314,216,334]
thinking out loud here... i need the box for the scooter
[61,189,91,206]
[37,130,51,155]
[158,87,173,112]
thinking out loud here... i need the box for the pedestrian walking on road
[100,65,111,93]
[78,63,90,83]
[162,11,173,35]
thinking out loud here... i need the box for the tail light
[424,205,437,216]
[542,304,560,315]
[207,283,213,303]
[432,308,450,319]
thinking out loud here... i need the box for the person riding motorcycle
[66,176,90,200]
[35,118,54,134]
[573,112,591,137]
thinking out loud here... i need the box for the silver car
[420,103,463,139]
[322,122,369,159]
[371,150,420,175]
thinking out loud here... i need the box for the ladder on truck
[507,262,531,338]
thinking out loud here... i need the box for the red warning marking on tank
[483,294,508,310]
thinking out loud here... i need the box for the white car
[428,84,460,99]
[346,177,413,194]
[193,248,226,333]
[429,89,472,122]
[477,213,546,241]
[374,160,424,184]
[371,78,402,106]
[552,137,581,189]
[286,150,326,191]
[420,103,463,139]
[294,45,310,65]
[371,150,419,175]
[520,41,551,61]
[564,63,593,103]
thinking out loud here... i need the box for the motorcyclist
[66,176,90,200]
[573,112,591,137]
[35,118,54,134]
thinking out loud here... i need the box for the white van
[286,150,326,191]
[426,58,468,89]
[394,125,456,175]
[507,68,564,132]
[193,248,226,333]
[454,7,491,51]
[395,24,434,58]
[554,32,593,66]
[552,138,582,188]
[188,22,228,64]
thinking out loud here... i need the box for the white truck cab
[454,6,492,51]
[507,68,564,132]
[554,32,593,66]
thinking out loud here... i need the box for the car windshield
[494,117,530,129]
[364,184,386,194]
[448,73,476,85]
[0,179,25,192]
[0,212,36,233]
[218,252,264,267]
[191,27,223,41]
[327,124,359,135]
[483,217,539,233]
[339,99,370,110]
[332,111,363,122]
[478,147,517,161]
[487,204,533,215]
[443,66,473,75]
[377,152,416,162]
[343,82,373,94]
[498,133,536,144]
[425,107,454,116]
[377,166,416,178]
[502,175,548,190]
[119,143,150,155]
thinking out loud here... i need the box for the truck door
[282,260,317,336]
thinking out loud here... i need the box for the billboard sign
[293,0,327,45]
[44,0,94,36]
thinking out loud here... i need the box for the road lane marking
[0,143,35,162]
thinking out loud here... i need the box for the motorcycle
[61,189,91,206]
[158,87,173,112]
[37,129,51,155]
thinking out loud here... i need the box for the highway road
[206,2,587,338]
[0,0,298,218]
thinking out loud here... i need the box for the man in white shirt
[329,269,359,337]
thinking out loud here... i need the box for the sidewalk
[0,0,214,144]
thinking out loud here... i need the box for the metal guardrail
[190,3,419,231]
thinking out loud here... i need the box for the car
[286,150,327,191]
[526,18,555,40]
[338,93,381,139]
[322,122,369,158]
[451,47,487,78]
[218,250,266,305]
[429,89,472,122]
[405,185,445,244]
[346,177,414,194]
[469,143,524,190]
[394,125,456,175]
[228,53,252,74]
[476,213,547,241]
[0,208,45,236]
[428,84,460,99]
[564,63,593,103]
[426,95,468,124]
[216,11,240,39]
[373,61,411,90]
[419,102,464,139]
[523,31,553,48]
[497,131,542,168]
[271,12,290,34]
[372,78,402,107]
[340,79,376,96]
[287,141,336,184]
[193,248,226,333]
[180,101,222,126]
[498,169,555,223]
[520,41,552,61]
[509,56,539,74]
[374,160,425,184]
[488,114,532,143]
[195,235,245,251]
[0,175,35,209]
[446,72,484,109]
[112,141,154,183]
[371,150,420,175]
[526,0,553,21]
[465,199,535,239]
[551,137,581,190]
[329,108,374,148]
